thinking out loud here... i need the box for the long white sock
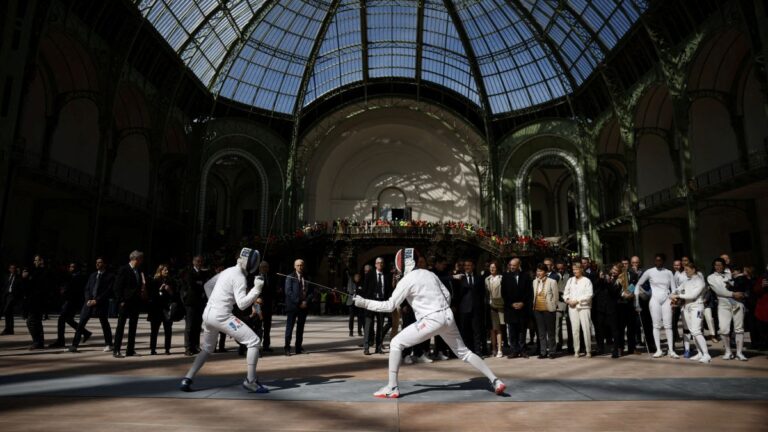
[388,347,402,388]
[683,332,691,352]
[185,351,210,380]
[247,347,259,382]
[694,334,709,357]
[735,333,744,355]
[653,328,661,351]
[465,352,497,383]
[721,335,731,354]
[665,328,675,352]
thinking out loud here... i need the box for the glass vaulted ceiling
[136,0,644,115]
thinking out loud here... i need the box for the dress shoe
[113,351,124,358]
[520,352,529,359]
[82,332,93,344]
[68,346,78,353]
[358,331,363,336]
[349,332,353,337]
[611,351,620,358]
[29,344,44,350]
[375,345,383,354]
[284,348,292,356]
[125,351,140,357]
[547,353,556,359]
[184,350,195,356]
[150,350,158,355]
[47,341,65,349]
[1,329,13,335]
[364,348,371,355]
[537,354,546,359]
[263,347,273,353]
[295,349,305,355]
[165,349,171,355]
[507,352,519,359]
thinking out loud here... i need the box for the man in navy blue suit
[284,259,313,355]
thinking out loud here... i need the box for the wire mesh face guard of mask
[395,248,419,276]
[237,248,260,274]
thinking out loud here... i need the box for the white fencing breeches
[568,308,592,354]
[683,304,704,338]
[650,296,672,330]
[386,309,497,388]
[717,301,745,335]
[200,308,260,352]
[185,307,261,381]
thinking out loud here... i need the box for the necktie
[378,273,384,298]
[7,275,13,293]
[468,274,473,287]
[92,272,101,298]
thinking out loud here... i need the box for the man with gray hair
[113,250,145,358]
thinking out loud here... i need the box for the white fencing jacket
[637,267,677,300]
[355,269,451,320]
[206,266,263,312]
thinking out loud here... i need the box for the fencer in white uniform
[636,254,679,358]
[708,258,747,361]
[180,248,267,392]
[353,249,506,398]
[671,262,711,364]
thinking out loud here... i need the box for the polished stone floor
[0,315,766,431]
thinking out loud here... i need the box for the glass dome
[136,0,644,115]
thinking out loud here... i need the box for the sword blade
[276,272,349,297]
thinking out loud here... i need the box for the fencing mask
[395,248,420,277]
[237,248,261,275]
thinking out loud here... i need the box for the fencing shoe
[373,385,399,399]
[735,352,748,361]
[492,378,506,395]
[698,354,712,364]
[179,378,193,392]
[242,379,269,393]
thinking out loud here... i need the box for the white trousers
[683,304,704,337]
[390,309,471,360]
[200,307,260,353]
[568,307,592,354]
[717,300,745,335]
[650,296,672,329]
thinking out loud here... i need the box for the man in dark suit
[181,255,210,356]
[362,257,391,355]
[256,260,275,352]
[502,258,532,358]
[26,255,50,349]
[113,250,145,358]
[69,257,114,352]
[284,259,313,355]
[456,259,487,356]
[49,262,90,348]
[1,264,19,335]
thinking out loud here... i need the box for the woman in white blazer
[532,263,559,358]
[563,262,594,357]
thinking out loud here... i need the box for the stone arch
[514,148,589,255]
[198,148,270,251]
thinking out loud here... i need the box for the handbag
[165,301,186,322]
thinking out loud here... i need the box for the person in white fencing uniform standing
[180,248,267,393]
[670,261,712,364]
[353,248,506,399]
[636,253,679,359]
[708,257,747,361]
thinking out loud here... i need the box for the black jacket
[147,277,179,322]
[181,267,210,309]
[501,271,532,322]
[258,273,276,311]
[62,272,88,305]
[363,270,392,300]
[114,264,144,304]
[457,272,485,314]
[83,270,115,315]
